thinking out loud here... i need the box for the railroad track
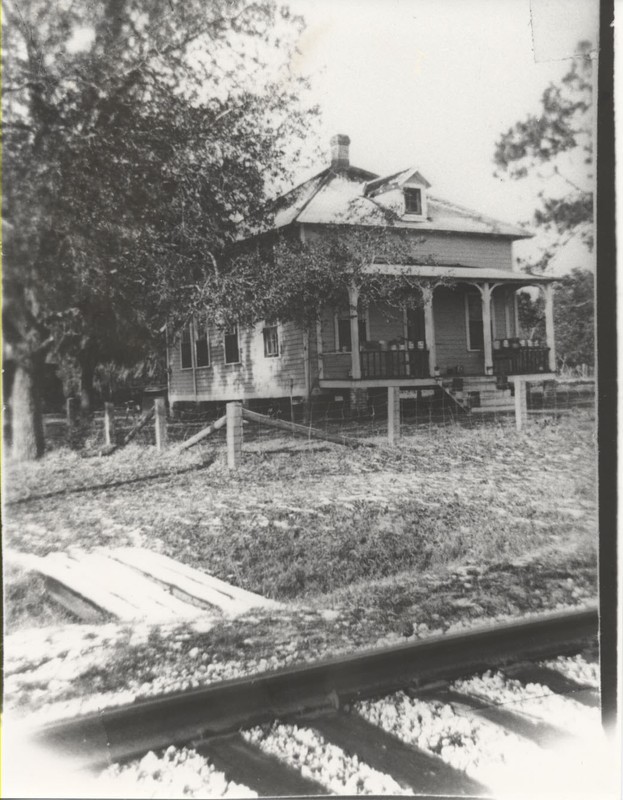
[31,605,599,797]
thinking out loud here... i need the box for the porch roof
[363,264,556,284]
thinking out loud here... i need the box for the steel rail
[33,604,598,771]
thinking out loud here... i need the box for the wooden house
[167,135,556,415]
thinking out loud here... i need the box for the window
[263,325,279,357]
[180,325,193,369]
[224,326,240,364]
[336,314,367,352]
[466,292,484,351]
[404,188,422,215]
[195,323,210,367]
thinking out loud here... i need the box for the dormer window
[404,188,423,216]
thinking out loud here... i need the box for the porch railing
[493,346,550,375]
[360,348,430,379]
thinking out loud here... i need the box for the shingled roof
[270,167,531,239]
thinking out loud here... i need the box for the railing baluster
[359,348,430,379]
[494,345,551,375]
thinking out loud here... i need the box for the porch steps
[441,377,515,414]
[439,383,471,413]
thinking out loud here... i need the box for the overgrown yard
[4,410,597,718]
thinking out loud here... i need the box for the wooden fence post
[387,386,401,444]
[104,402,116,447]
[66,397,78,428]
[154,398,168,451]
[227,401,243,468]
[514,378,528,431]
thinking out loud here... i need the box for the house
[167,135,556,416]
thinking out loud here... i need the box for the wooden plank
[514,377,528,430]
[226,402,243,469]
[196,734,327,797]
[241,407,374,449]
[109,547,279,613]
[387,386,400,444]
[66,397,78,428]
[34,554,143,619]
[105,549,249,616]
[104,402,116,446]
[44,577,108,622]
[178,415,227,451]
[154,398,168,451]
[306,711,486,796]
[75,553,203,620]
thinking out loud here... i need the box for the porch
[315,266,557,386]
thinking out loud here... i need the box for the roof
[268,167,531,240]
[363,264,555,283]
[365,166,432,196]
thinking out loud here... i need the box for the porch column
[348,284,361,380]
[422,286,436,377]
[481,282,493,374]
[543,282,556,372]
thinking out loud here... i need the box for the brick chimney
[330,134,350,170]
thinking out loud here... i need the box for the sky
[284,0,599,271]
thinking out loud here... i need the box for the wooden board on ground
[34,551,206,622]
[17,547,278,623]
[106,547,281,616]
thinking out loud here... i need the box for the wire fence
[26,377,594,458]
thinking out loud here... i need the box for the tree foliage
[3,0,316,455]
[552,269,594,369]
[496,43,595,371]
[494,40,594,267]
[193,221,446,335]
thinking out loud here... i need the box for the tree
[494,42,595,369]
[552,268,594,370]
[3,0,316,458]
[494,40,594,269]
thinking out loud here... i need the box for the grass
[3,410,599,714]
[4,410,596,616]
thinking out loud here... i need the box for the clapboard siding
[168,334,196,395]
[319,305,338,353]
[169,321,306,403]
[322,352,352,380]
[434,287,483,375]
[492,290,507,340]
[408,232,513,270]
[304,224,514,271]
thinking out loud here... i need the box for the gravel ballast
[541,654,600,688]
[453,670,601,737]
[356,691,540,786]
[243,722,411,795]
[98,747,257,798]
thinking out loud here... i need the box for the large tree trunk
[79,357,96,415]
[11,357,45,461]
